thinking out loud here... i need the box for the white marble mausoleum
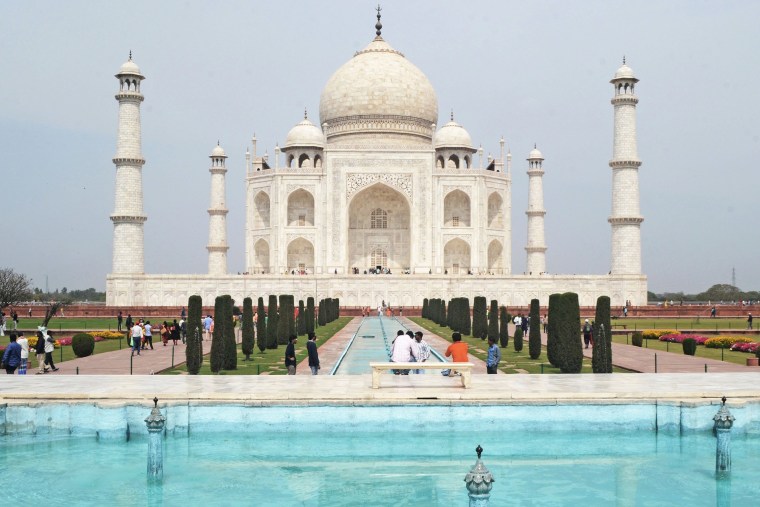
[107,14,646,308]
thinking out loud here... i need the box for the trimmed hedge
[631,332,643,347]
[306,297,315,334]
[256,297,267,353]
[513,327,524,352]
[499,306,509,348]
[546,293,560,367]
[682,338,697,356]
[473,297,488,339]
[556,292,582,373]
[488,300,499,342]
[267,295,279,349]
[222,295,237,371]
[71,333,95,358]
[210,296,226,373]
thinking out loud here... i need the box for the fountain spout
[713,396,734,478]
[145,396,166,481]
[464,445,494,506]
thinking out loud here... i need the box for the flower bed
[643,329,679,340]
[704,336,754,349]
[730,342,760,353]
[88,330,124,340]
[659,334,710,345]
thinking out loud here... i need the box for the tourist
[413,331,430,374]
[1,333,21,374]
[711,306,717,318]
[28,307,32,318]
[125,313,133,332]
[0,312,5,336]
[161,322,170,346]
[171,319,180,345]
[131,322,142,356]
[117,310,123,331]
[144,321,154,350]
[44,331,59,371]
[180,318,187,344]
[285,335,298,375]
[541,315,547,334]
[11,310,19,330]
[34,331,47,374]
[306,332,320,375]
[623,306,628,317]
[390,330,417,375]
[521,314,528,335]
[748,313,753,330]
[582,319,593,349]
[203,315,213,340]
[444,332,469,376]
[486,336,501,374]
[17,332,29,375]
[181,307,186,320]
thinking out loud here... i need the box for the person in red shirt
[444,332,469,376]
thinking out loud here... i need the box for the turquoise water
[333,316,442,374]
[1,429,756,506]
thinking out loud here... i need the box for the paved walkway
[33,340,190,375]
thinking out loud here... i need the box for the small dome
[284,117,325,149]
[434,120,473,150]
[528,146,543,160]
[117,56,143,78]
[211,143,226,157]
[612,63,636,81]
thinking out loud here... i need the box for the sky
[1,0,758,295]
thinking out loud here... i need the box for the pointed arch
[298,153,311,168]
[253,239,270,273]
[487,192,504,229]
[447,154,460,169]
[287,188,315,226]
[487,239,503,273]
[443,238,471,274]
[253,191,270,228]
[287,237,314,273]
[444,189,471,227]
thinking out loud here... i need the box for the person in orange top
[444,332,469,376]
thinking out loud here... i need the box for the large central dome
[319,35,439,143]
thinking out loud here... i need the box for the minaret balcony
[207,208,229,216]
[611,95,638,105]
[609,159,642,168]
[114,91,144,102]
[608,216,644,225]
[110,214,147,223]
[112,156,145,165]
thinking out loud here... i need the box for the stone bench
[369,362,474,389]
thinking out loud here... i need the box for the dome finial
[534,142,537,149]
[375,4,383,37]
[217,140,220,146]
[450,109,454,121]
[304,107,308,119]
[623,55,626,65]
[129,50,132,61]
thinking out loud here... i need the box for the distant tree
[488,300,499,342]
[528,298,541,360]
[267,295,279,349]
[499,306,509,348]
[210,296,225,373]
[696,284,743,302]
[241,297,254,361]
[0,268,32,309]
[186,295,203,374]
[256,297,267,353]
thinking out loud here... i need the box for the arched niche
[287,237,314,273]
[253,191,270,228]
[287,189,315,226]
[487,239,503,273]
[443,238,471,274]
[253,239,270,274]
[444,189,471,227]
[487,192,504,229]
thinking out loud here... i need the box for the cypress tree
[317,299,325,326]
[488,300,499,342]
[277,295,289,345]
[297,299,306,336]
[547,293,560,367]
[441,299,447,327]
[266,295,279,349]
[210,296,225,373]
[335,298,340,320]
[513,327,524,352]
[528,298,541,360]
[256,297,267,353]
[241,297,254,361]
[499,306,509,348]
[422,298,429,319]
[279,295,295,342]
[559,292,583,373]
[222,295,237,370]
[473,296,487,339]
[306,297,315,334]
[186,295,203,374]
[462,297,471,336]
[593,296,612,373]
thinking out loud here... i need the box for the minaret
[609,58,643,275]
[207,142,229,275]
[525,145,547,275]
[111,53,147,274]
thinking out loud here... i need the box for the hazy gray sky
[2,0,758,295]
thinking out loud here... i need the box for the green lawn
[611,334,755,366]
[408,317,630,374]
[162,317,352,375]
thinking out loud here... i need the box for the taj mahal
[106,11,646,308]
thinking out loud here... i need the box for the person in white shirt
[413,331,430,374]
[17,332,29,375]
[131,323,143,356]
[390,331,418,375]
